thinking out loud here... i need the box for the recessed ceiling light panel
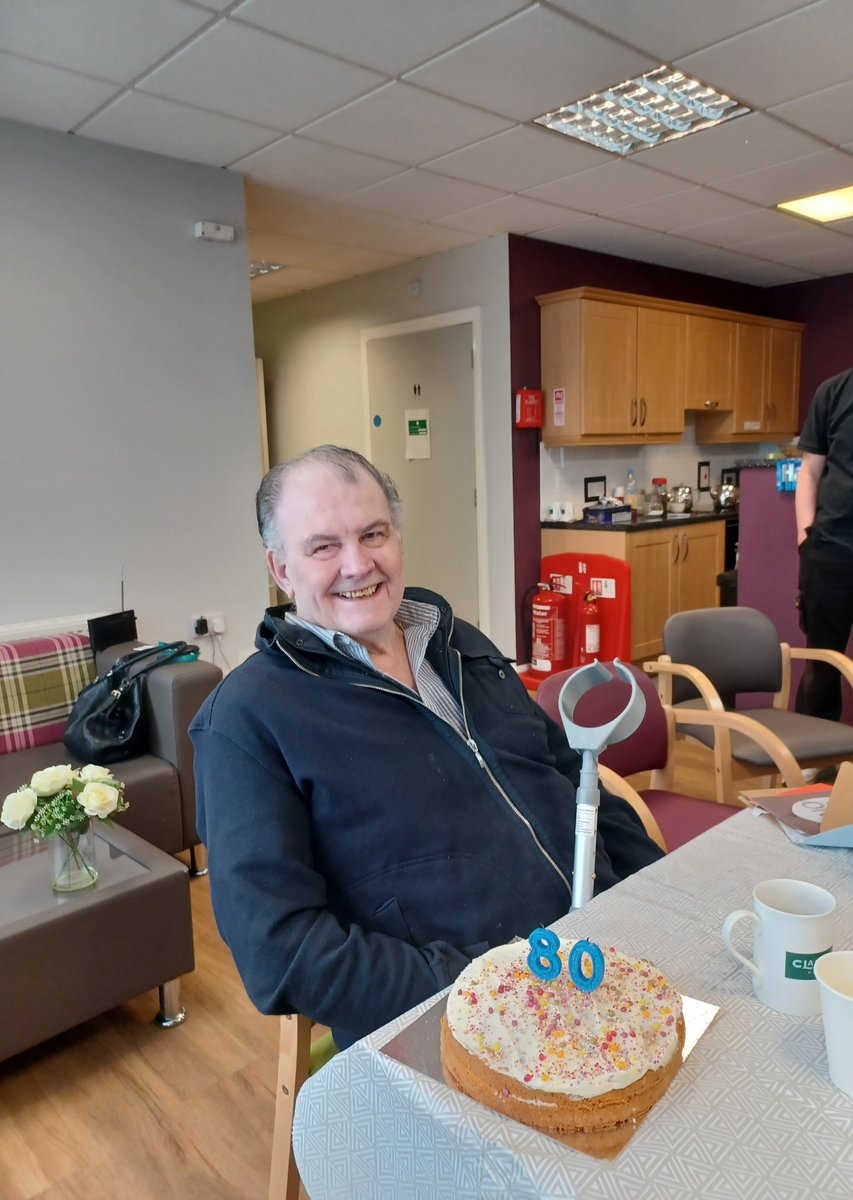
[778,185,853,223]
[249,260,287,278]
[534,65,750,157]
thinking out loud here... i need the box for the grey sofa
[0,641,222,867]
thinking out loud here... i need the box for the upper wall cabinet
[539,290,685,445]
[537,287,803,447]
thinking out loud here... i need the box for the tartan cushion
[0,634,96,755]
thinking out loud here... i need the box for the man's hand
[795,451,825,546]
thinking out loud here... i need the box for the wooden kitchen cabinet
[538,286,803,447]
[539,290,685,444]
[541,519,725,660]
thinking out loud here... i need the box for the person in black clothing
[795,368,853,720]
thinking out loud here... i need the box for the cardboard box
[583,504,632,525]
[740,762,853,848]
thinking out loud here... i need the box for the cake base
[440,1012,685,1140]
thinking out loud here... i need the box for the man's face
[267,462,405,648]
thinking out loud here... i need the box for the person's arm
[795,451,826,546]
[191,717,480,1048]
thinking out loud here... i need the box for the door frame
[360,307,489,636]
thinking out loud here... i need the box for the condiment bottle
[651,477,668,518]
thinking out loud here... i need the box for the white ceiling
[4,0,853,303]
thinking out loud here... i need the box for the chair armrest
[644,657,725,710]
[598,763,668,854]
[789,646,853,692]
[669,706,805,790]
[95,642,222,847]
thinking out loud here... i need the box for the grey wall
[0,120,268,664]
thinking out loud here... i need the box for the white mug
[722,878,835,1016]
[815,951,853,1098]
[546,502,562,521]
[559,501,574,522]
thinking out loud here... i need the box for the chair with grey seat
[646,606,853,807]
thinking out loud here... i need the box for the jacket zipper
[276,632,573,898]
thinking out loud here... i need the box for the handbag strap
[107,641,197,686]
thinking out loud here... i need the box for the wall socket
[190,611,225,638]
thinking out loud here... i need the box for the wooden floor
[0,740,737,1200]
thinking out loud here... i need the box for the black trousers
[795,539,853,720]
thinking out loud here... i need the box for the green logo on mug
[785,947,831,980]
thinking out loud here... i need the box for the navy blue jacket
[190,590,663,1047]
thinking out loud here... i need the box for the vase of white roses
[1,764,128,893]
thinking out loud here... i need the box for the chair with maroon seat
[537,661,738,853]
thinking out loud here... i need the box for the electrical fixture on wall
[778,185,853,223]
[408,279,423,298]
[534,65,750,157]
[193,221,235,242]
[250,260,287,278]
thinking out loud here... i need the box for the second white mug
[722,878,835,1016]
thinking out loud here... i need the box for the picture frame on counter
[583,475,607,503]
[721,468,738,487]
[697,461,711,491]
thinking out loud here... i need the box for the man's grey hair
[256,445,404,552]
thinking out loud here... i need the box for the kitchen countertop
[542,511,728,532]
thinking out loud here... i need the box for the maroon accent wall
[507,233,773,660]
[760,273,853,426]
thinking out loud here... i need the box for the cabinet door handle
[704,400,719,409]
[673,534,681,564]
[681,533,689,562]
[640,397,647,426]
[630,397,638,426]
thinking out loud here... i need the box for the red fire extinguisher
[531,582,568,674]
[578,592,602,665]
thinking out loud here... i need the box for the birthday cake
[440,934,685,1138]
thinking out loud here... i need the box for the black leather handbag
[63,641,197,765]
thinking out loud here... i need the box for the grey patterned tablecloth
[293,810,853,1199]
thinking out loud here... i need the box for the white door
[367,323,479,626]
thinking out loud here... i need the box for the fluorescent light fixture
[249,260,286,278]
[534,65,750,157]
[778,185,853,223]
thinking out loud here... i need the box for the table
[0,823,194,1062]
[293,810,853,1199]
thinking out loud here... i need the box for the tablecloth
[293,810,853,1199]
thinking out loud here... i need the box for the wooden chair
[269,1014,311,1200]
[649,606,853,807]
[537,662,739,852]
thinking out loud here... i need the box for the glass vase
[49,822,98,892]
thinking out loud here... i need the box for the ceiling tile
[299,82,513,164]
[79,90,279,165]
[139,19,384,129]
[733,223,853,259]
[771,78,853,146]
[678,0,853,109]
[233,134,407,196]
[404,4,654,122]
[781,242,853,274]
[0,52,119,130]
[354,222,481,256]
[251,264,350,302]
[435,194,580,235]
[0,0,212,84]
[631,113,824,187]
[425,125,604,191]
[547,0,813,62]
[244,181,318,232]
[231,0,527,74]
[523,159,693,213]
[714,149,853,206]
[534,214,658,251]
[273,201,417,246]
[247,229,406,273]
[676,206,810,247]
[606,187,755,231]
[343,169,502,220]
[598,230,737,267]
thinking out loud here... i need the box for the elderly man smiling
[190,445,662,1049]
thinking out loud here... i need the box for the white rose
[30,764,74,796]
[1,787,38,830]
[78,781,120,819]
[78,764,114,783]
